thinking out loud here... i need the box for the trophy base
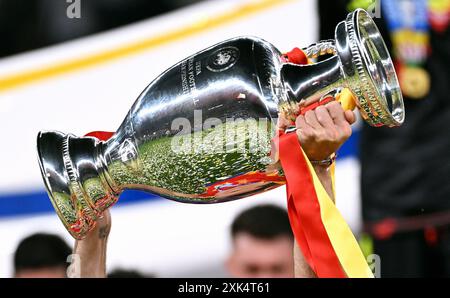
[37,131,118,239]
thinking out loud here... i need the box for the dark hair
[231,204,292,240]
[108,268,154,278]
[14,233,71,272]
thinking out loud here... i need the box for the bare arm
[293,239,317,277]
[68,211,111,278]
[313,164,335,202]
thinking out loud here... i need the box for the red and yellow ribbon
[277,130,373,278]
[279,48,373,278]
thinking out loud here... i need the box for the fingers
[293,100,354,161]
[277,116,287,130]
[315,105,334,129]
[298,99,307,108]
[302,97,317,108]
[326,101,356,125]
[326,101,353,139]
[326,101,347,124]
[277,112,291,131]
[304,110,323,129]
[282,101,355,141]
[295,114,315,141]
[344,110,356,125]
[295,101,353,140]
[295,114,309,134]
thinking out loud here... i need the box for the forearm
[294,240,317,278]
[69,225,109,278]
[312,164,335,203]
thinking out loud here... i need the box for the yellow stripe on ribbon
[303,150,374,278]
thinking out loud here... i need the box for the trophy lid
[336,9,405,127]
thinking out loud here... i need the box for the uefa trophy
[37,9,404,239]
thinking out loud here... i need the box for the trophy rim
[36,131,94,239]
[347,8,405,127]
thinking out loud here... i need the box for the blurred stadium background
[0,0,361,277]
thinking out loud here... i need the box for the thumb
[344,110,356,125]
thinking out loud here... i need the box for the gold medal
[379,0,434,101]
[399,66,431,99]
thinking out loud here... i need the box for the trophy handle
[302,39,337,59]
[300,40,354,110]
[281,42,347,114]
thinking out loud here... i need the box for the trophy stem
[37,131,119,239]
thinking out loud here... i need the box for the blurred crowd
[13,205,294,278]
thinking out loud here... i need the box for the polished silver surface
[340,8,404,126]
[293,9,404,127]
[37,9,404,239]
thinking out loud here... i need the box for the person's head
[14,233,71,278]
[226,204,294,278]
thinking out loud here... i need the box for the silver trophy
[37,9,404,239]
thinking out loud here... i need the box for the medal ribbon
[381,0,435,98]
[428,0,450,33]
[382,0,430,66]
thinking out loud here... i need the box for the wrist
[312,164,331,175]
[309,153,336,168]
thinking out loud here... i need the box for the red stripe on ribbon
[277,131,346,277]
